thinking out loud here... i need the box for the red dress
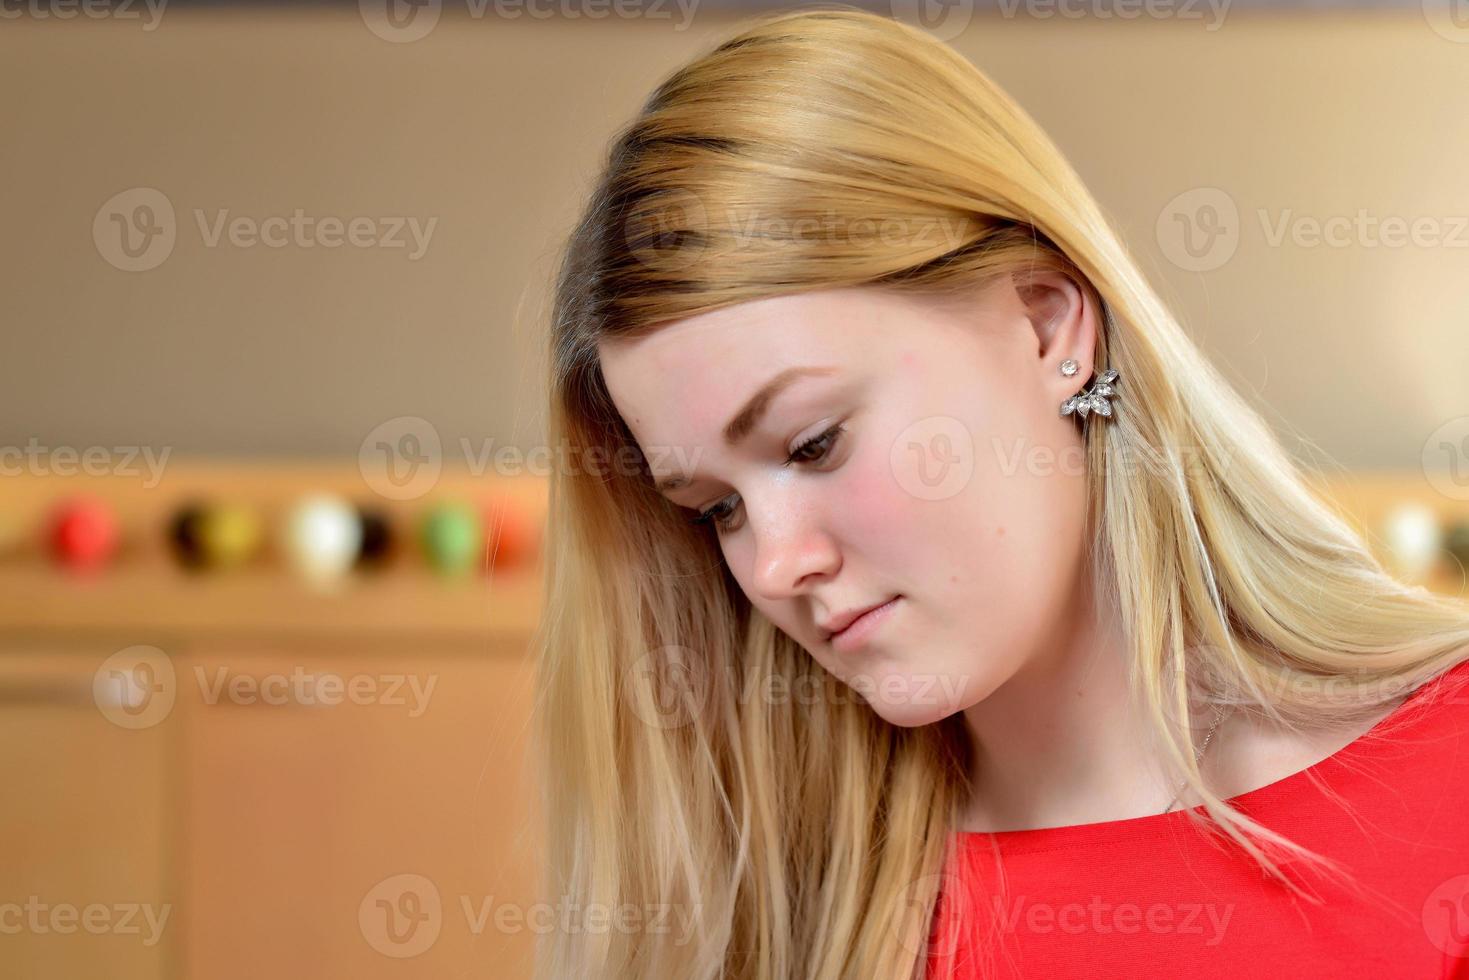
[925,658,1469,979]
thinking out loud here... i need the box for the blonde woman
[532,8,1469,978]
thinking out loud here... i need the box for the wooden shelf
[0,459,548,640]
[0,564,543,642]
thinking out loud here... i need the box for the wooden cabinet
[0,463,546,980]
[1,462,1464,979]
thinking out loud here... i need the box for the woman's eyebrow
[654,364,839,494]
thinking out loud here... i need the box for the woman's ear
[1012,269,1097,383]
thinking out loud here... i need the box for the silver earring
[1061,366,1120,419]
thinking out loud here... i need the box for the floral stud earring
[1060,364,1120,419]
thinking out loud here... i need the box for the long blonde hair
[531,7,1469,978]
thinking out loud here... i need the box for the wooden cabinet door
[177,641,542,980]
[0,645,173,980]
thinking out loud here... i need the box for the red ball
[49,497,120,571]
[481,496,539,570]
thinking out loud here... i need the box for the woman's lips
[829,596,901,653]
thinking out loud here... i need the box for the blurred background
[2,1,1467,977]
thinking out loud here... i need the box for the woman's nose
[747,502,840,601]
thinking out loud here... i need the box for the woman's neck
[956,571,1181,833]
[954,571,1414,834]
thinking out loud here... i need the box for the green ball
[419,501,481,576]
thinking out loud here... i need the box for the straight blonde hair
[531,7,1469,977]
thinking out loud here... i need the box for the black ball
[355,506,394,569]
[169,502,208,570]
[1445,521,1469,569]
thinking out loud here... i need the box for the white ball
[282,494,362,584]
[1383,502,1441,582]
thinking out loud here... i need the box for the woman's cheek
[839,452,906,539]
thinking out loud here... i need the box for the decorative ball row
[43,494,539,582]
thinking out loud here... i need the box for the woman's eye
[687,423,848,535]
[692,497,743,534]
[785,422,846,467]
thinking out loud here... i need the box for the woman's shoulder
[1211,656,1469,809]
[1358,655,1469,745]
[1274,655,1469,804]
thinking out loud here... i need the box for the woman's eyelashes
[785,422,848,467]
[690,422,849,535]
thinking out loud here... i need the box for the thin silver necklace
[1161,706,1225,814]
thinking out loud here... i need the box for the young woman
[531,8,1469,978]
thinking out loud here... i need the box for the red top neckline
[952,658,1469,854]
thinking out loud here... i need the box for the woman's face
[597,275,1098,727]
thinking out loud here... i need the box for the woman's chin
[848,668,978,728]
[870,702,959,728]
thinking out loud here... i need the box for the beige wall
[2,5,1465,469]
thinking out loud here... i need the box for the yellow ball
[199,504,262,569]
